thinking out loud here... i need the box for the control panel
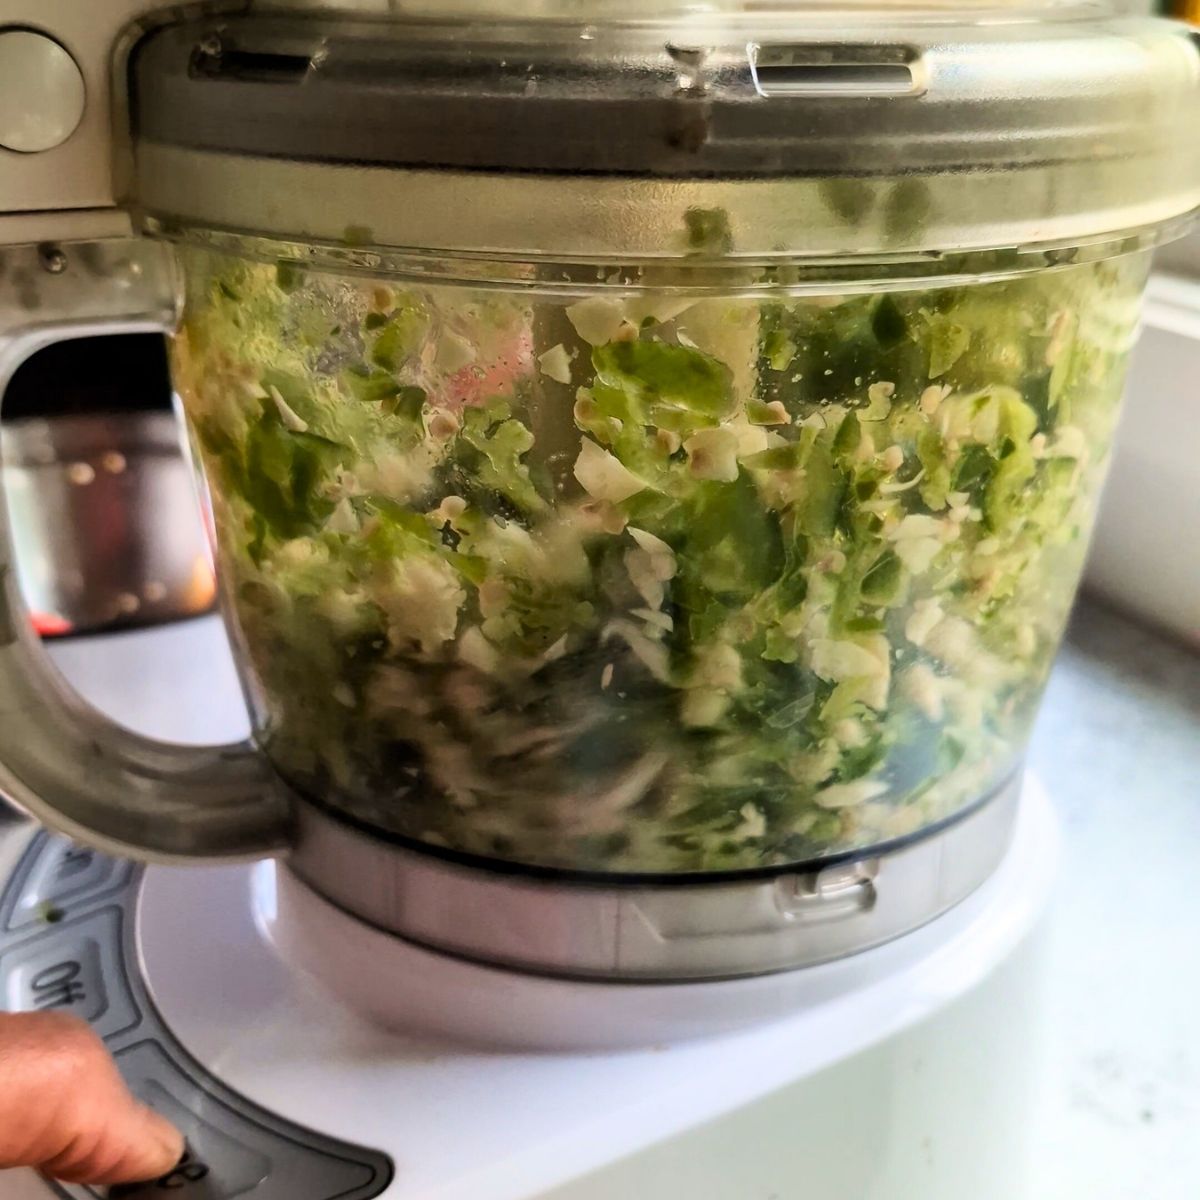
[0,832,393,1200]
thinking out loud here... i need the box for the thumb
[0,1012,185,1185]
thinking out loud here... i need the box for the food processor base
[240,774,1055,1051]
[0,774,1055,1200]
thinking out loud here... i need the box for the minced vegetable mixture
[173,246,1146,873]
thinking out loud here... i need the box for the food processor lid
[130,1,1200,257]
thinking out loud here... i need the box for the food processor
[0,1,1197,1196]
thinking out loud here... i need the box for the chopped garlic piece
[657,428,682,455]
[359,451,433,504]
[566,297,626,346]
[573,393,598,426]
[971,399,1000,444]
[833,718,869,748]
[458,626,499,675]
[894,537,943,574]
[602,619,671,682]
[434,330,476,373]
[376,557,465,656]
[901,663,945,721]
[427,409,460,441]
[623,295,695,325]
[434,494,468,522]
[923,616,975,669]
[325,498,359,534]
[687,642,743,693]
[788,739,842,787]
[625,548,665,609]
[730,422,769,458]
[811,638,886,684]
[325,467,362,503]
[579,500,628,535]
[920,384,951,415]
[1045,310,1074,366]
[477,577,509,620]
[857,499,894,516]
[1052,425,1087,459]
[540,635,569,665]
[628,527,673,562]
[889,514,945,541]
[684,427,740,482]
[632,607,674,633]
[318,588,367,635]
[681,688,731,728]
[276,538,324,568]
[268,385,308,432]
[537,343,572,384]
[815,778,889,809]
[574,438,647,503]
[734,803,767,839]
[865,382,895,420]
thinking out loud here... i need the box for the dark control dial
[0,833,393,1200]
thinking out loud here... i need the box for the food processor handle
[0,237,293,861]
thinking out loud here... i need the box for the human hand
[0,1011,184,1185]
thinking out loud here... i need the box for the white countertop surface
[1028,597,1200,1200]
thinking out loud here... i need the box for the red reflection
[30,612,73,638]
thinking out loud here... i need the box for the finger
[0,1012,184,1184]
[40,1102,184,1186]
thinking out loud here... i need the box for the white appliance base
[121,776,1056,1198]
[205,776,1050,1053]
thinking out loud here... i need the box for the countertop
[1029,597,1200,1200]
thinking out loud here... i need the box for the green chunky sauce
[175,248,1147,873]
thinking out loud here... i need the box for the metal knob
[0,30,85,153]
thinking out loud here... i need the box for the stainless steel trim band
[285,773,1020,981]
[134,143,1200,263]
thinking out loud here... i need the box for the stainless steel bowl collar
[286,773,1021,981]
